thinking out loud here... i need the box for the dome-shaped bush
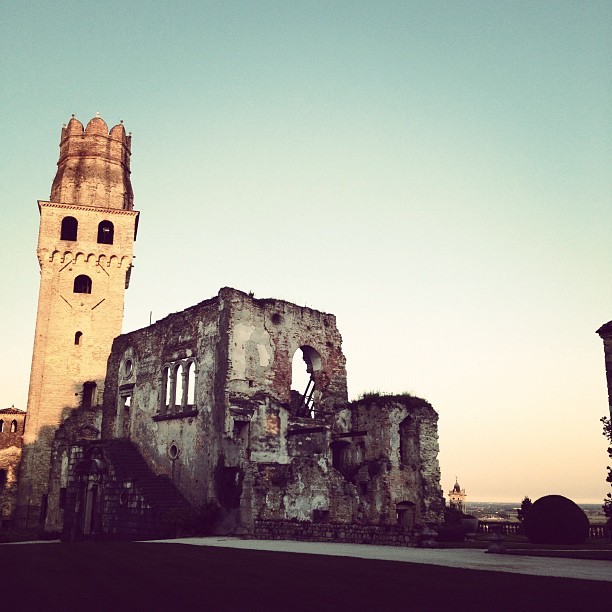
[523,495,589,544]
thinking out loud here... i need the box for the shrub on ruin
[523,495,589,545]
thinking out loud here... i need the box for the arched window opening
[160,365,171,413]
[73,275,92,294]
[291,346,322,418]
[75,331,83,345]
[82,381,97,409]
[174,363,184,412]
[0,420,3,433]
[60,216,78,241]
[186,361,195,407]
[10,420,17,433]
[97,220,114,245]
[0,469,6,491]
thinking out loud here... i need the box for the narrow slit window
[75,331,83,345]
[10,420,17,433]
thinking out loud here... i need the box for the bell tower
[16,114,139,527]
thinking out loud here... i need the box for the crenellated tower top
[50,114,133,210]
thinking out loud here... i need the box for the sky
[1,1,611,504]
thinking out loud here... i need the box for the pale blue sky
[1,1,611,502]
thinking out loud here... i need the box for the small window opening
[73,275,92,294]
[0,420,3,433]
[59,487,67,509]
[169,444,179,460]
[40,494,48,524]
[74,331,83,345]
[124,359,133,378]
[60,216,78,241]
[10,420,17,433]
[97,220,114,245]
[82,382,97,408]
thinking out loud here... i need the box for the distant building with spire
[448,478,467,513]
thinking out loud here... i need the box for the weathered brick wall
[51,115,133,210]
[17,115,138,528]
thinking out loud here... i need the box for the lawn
[2,542,611,611]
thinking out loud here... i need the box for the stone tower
[16,115,139,527]
[448,478,467,514]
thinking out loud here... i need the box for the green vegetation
[517,496,532,523]
[524,495,589,545]
[0,541,610,611]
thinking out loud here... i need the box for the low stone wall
[247,520,414,546]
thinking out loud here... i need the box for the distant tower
[16,115,139,527]
[448,478,467,513]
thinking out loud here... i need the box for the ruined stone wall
[59,442,184,541]
[346,396,445,524]
[248,520,414,547]
[101,295,222,509]
[222,288,347,416]
[45,407,102,533]
[0,409,26,527]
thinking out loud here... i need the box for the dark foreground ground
[1,541,611,611]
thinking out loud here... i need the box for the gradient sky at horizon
[1,1,611,503]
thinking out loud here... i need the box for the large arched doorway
[291,346,322,418]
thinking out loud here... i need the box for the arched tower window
[75,331,83,345]
[97,220,114,245]
[73,275,92,294]
[0,420,3,433]
[10,420,17,433]
[60,216,78,241]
